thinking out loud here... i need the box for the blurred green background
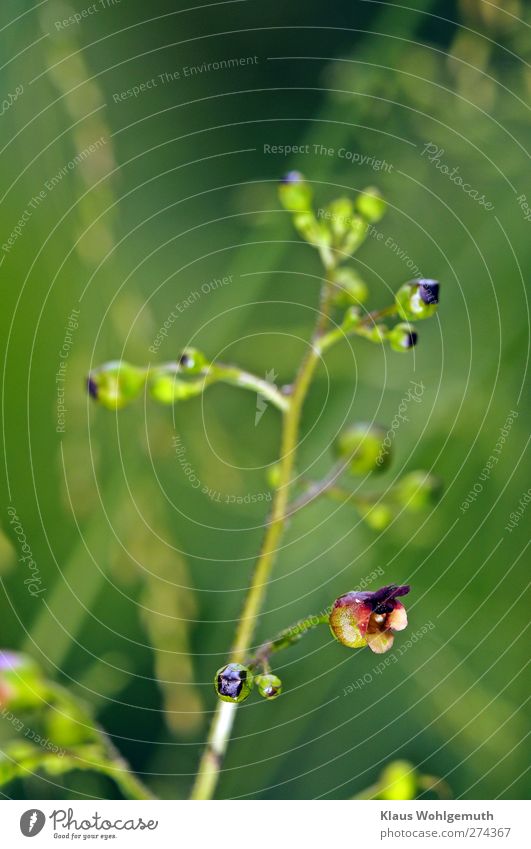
[0,0,529,800]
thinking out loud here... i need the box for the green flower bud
[278,171,313,212]
[395,279,440,321]
[395,471,442,511]
[326,197,354,240]
[87,361,146,410]
[361,503,393,531]
[341,306,362,330]
[293,211,332,249]
[379,760,418,800]
[355,186,387,222]
[148,368,205,405]
[341,215,368,255]
[45,704,98,747]
[214,663,253,703]
[387,322,418,352]
[331,268,369,307]
[255,673,282,700]
[178,348,210,374]
[334,422,391,474]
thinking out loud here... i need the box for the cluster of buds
[329,421,441,529]
[278,172,386,270]
[87,347,211,410]
[214,664,283,704]
[320,279,439,357]
[277,174,441,356]
[87,348,289,414]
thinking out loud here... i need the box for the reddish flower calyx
[329,584,410,654]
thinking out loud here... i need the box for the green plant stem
[247,612,330,670]
[151,363,289,412]
[285,460,346,515]
[190,261,336,801]
[104,761,155,800]
[210,364,289,412]
[44,685,155,800]
[318,303,398,354]
[359,303,398,325]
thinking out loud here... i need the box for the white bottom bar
[0,799,525,847]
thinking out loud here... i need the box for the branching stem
[190,259,337,800]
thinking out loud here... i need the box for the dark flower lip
[418,280,440,305]
[404,331,418,348]
[359,584,411,613]
[87,376,98,399]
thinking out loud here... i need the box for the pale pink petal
[366,629,395,654]
[388,602,408,632]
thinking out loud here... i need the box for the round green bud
[334,422,391,474]
[87,361,146,410]
[395,471,442,511]
[255,673,283,700]
[361,503,393,531]
[266,463,282,489]
[341,306,361,330]
[326,197,354,240]
[214,663,253,703]
[379,760,418,801]
[387,322,418,352]
[355,187,387,222]
[331,268,369,307]
[278,171,313,212]
[178,348,209,375]
[395,279,439,321]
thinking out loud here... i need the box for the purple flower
[281,170,304,184]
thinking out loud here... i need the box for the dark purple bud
[214,663,254,703]
[418,280,440,306]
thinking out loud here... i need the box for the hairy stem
[247,612,330,670]
[190,263,336,800]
